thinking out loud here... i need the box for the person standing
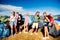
[43,12,50,39]
[10,11,17,35]
[24,13,29,33]
[17,14,23,33]
[31,11,40,35]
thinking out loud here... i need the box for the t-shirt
[10,16,16,21]
[34,16,40,22]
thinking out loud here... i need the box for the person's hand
[49,23,52,26]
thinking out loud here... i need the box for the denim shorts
[10,21,16,26]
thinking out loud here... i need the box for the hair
[16,12,19,14]
[12,11,15,16]
[43,12,47,19]
[18,14,22,20]
[26,13,29,16]
[43,12,46,15]
[35,11,40,17]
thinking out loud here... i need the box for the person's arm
[38,17,40,22]
[46,17,50,22]
[10,16,11,22]
[15,17,17,26]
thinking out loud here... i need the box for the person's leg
[24,24,26,31]
[45,27,49,37]
[46,27,49,38]
[31,28,34,33]
[14,21,17,34]
[10,21,13,35]
[10,25,13,35]
[19,26,22,34]
[44,26,47,38]
[14,25,17,34]
[31,23,35,33]
[19,26,22,32]
[36,23,38,32]
[26,25,28,32]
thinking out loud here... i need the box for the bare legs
[31,28,38,33]
[24,25,28,32]
[10,25,13,35]
[10,25,17,35]
[44,26,49,38]
[31,28,34,33]
[14,26,17,34]
[36,28,38,32]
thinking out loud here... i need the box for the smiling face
[12,11,15,16]
[43,12,47,17]
[16,12,19,16]
[35,11,40,16]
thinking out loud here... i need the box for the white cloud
[0,4,60,16]
[0,11,11,16]
[0,4,24,16]
[0,4,24,12]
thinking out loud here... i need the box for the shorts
[43,22,49,26]
[10,21,16,26]
[32,22,38,28]
[17,21,22,26]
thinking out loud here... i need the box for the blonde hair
[26,13,29,16]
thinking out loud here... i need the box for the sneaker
[45,37,49,39]
[42,37,46,40]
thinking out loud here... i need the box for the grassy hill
[2,29,60,40]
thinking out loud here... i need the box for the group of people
[10,11,54,39]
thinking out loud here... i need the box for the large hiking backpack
[49,25,60,37]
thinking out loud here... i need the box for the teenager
[43,12,50,39]
[31,11,40,35]
[15,12,19,33]
[24,13,29,33]
[17,14,23,33]
[10,11,17,35]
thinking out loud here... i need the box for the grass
[2,29,60,40]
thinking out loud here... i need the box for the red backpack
[47,14,53,22]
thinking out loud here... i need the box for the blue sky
[0,0,60,16]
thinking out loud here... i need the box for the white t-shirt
[10,16,16,21]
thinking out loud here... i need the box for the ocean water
[55,19,60,25]
[55,19,60,21]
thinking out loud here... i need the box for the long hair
[12,11,15,17]
[35,11,40,17]
[43,12,47,19]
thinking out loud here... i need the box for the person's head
[12,11,15,16]
[43,12,47,17]
[26,13,29,16]
[35,11,40,16]
[16,12,19,16]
